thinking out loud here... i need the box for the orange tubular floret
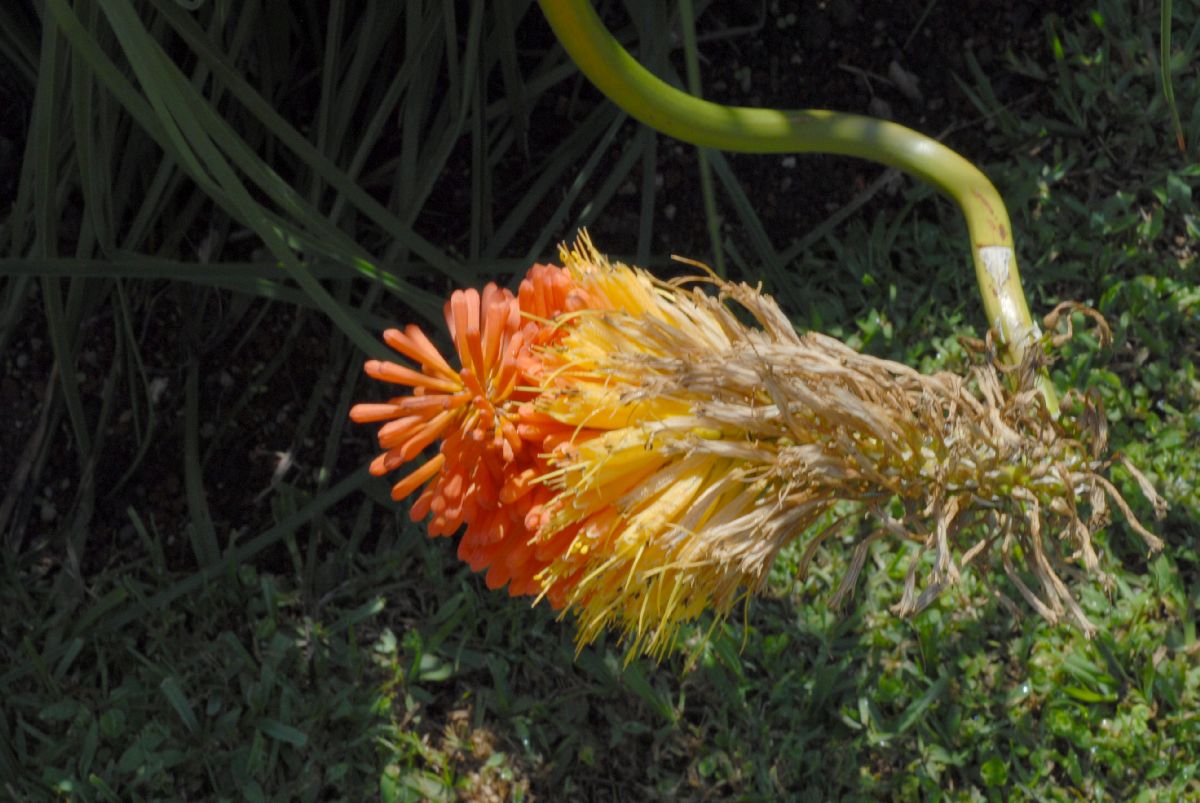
[376,415,425,449]
[517,270,542,318]
[485,560,512,591]
[441,472,465,505]
[459,367,488,402]
[492,333,524,397]
[410,486,436,521]
[369,448,404,477]
[464,525,510,569]
[515,419,564,443]
[533,525,578,564]
[391,453,446,501]
[382,327,457,380]
[393,393,470,415]
[464,293,487,384]
[398,410,455,461]
[499,467,539,504]
[540,429,586,454]
[349,403,407,423]
[446,290,473,374]
[500,418,522,458]
[481,285,506,370]
[364,359,462,393]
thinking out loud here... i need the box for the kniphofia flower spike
[353,235,1165,660]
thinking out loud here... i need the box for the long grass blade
[0,2,39,87]
[183,358,221,569]
[1161,0,1187,154]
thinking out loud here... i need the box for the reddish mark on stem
[970,189,1012,241]
[970,189,995,217]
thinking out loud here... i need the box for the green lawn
[1,1,1197,800]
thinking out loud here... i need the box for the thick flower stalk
[353,236,1165,660]
[537,0,1056,409]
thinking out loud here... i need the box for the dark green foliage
[0,1,1196,799]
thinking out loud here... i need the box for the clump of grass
[0,0,1196,800]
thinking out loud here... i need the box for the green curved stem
[538,0,1058,414]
